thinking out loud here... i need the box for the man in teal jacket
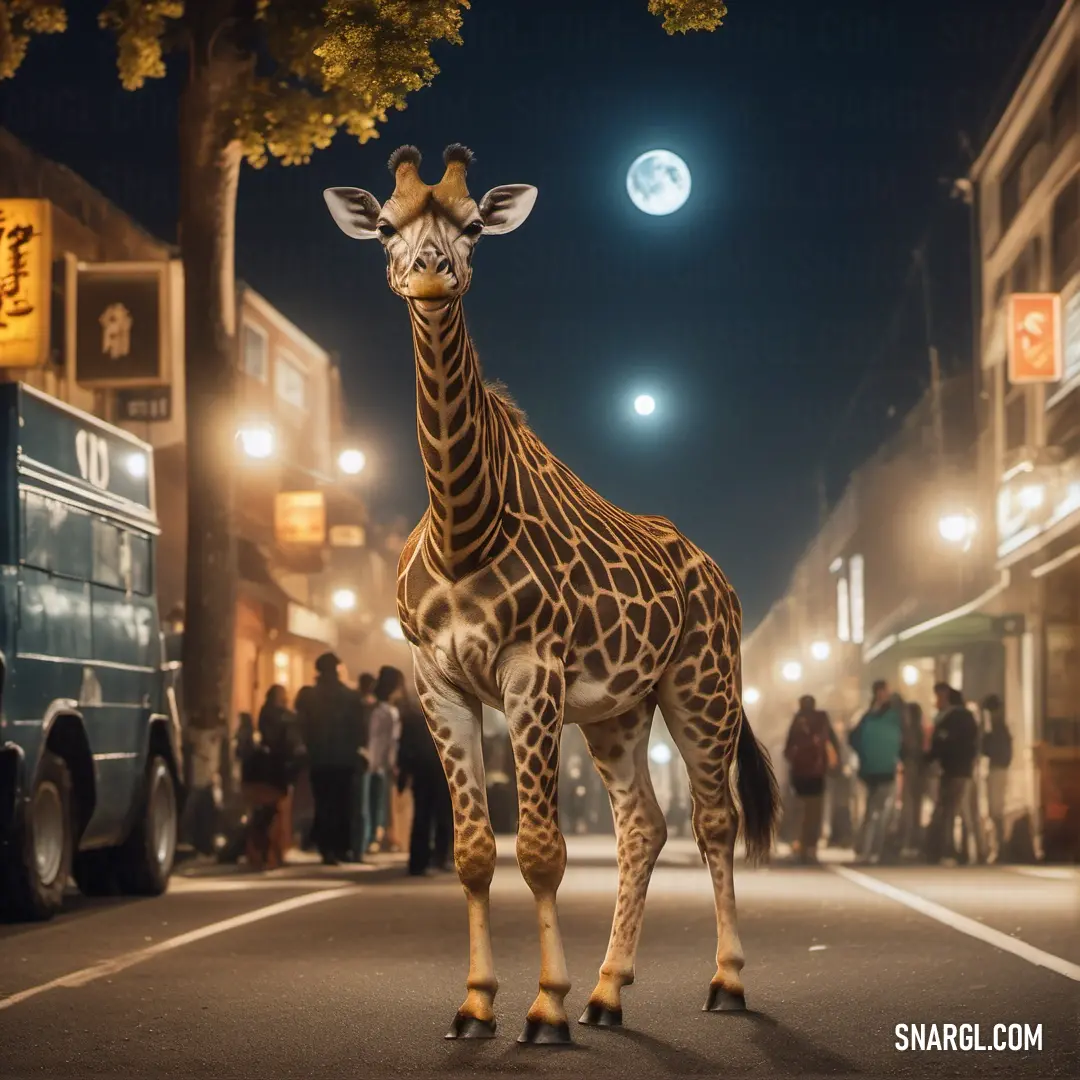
[849,680,905,863]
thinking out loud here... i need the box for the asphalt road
[1,837,1077,1079]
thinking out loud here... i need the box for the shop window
[1052,176,1080,288]
[1000,128,1048,233]
[1051,64,1078,153]
[274,350,308,411]
[242,322,269,382]
[1009,235,1043,293]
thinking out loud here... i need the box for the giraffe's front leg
[412,654,498,1039]
[500,650,572,1045]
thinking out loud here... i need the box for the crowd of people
[235,653,453,878]
[782,680,1014,866]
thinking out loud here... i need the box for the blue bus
[0,383,183,920]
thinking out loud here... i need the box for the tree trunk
[177,59,244,735]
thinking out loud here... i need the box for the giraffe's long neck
[408,297,505,579]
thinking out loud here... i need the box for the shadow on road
[435,1011,862,1076]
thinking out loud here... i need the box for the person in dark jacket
[348,673,378,862]
[898,701,927,857]
[981,694,1013,860]
[243,686,301,870]
[396,694,453,876]
[849,681,904,863]
[783,695,840,863]
[924,684,985,864]
[294,653,368,865]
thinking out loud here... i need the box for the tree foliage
[2,3,728,157]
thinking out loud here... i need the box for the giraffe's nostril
[436,257,451,274]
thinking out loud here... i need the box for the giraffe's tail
[733,708,780,866]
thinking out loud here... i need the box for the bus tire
[1,752,73,921]
[115,756,178,896]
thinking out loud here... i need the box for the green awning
[888,612,1024,660]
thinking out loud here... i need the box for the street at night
[1,838,1076,1078]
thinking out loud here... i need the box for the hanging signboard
[1007,293,1063,384]
[69,260,170,387]
[0,198,52,368]
[115,385,172,422]
[274,490,326,546]
[329,524,365,548]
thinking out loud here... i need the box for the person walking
[849,680,904,864]
[924,684,985,865]
[981,694,1013,861]
[362,665,405,855]
[294,653,367,866]
[396,694,453,875]
[348,673,377,862]
[783,695,840,863]
[898,701,928,858]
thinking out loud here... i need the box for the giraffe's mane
[483,380,528,427]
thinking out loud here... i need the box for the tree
[0,0,724,735]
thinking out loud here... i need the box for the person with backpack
[783,695,841,863]
[849,680,905,864]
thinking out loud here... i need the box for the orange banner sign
[1008,293,1063,384]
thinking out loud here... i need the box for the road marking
[1008,866,1079,882]
[0,885,358,1011]
[168,878,355,893]
[830,866,1080,982]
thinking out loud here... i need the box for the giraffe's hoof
[517,1018,573,1045]
[703,984,746,1012]
[578,1002,623,1028]
[445,1013,497,1039]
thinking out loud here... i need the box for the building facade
[969,0,1080,855]
[0,130,398,742]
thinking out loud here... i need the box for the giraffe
[324,145,781,1045]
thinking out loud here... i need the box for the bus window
[19,568,93,659]
[91,518,125,590]
[21,492,92,579]
[129,532,153,596]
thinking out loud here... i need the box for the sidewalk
[175,846,409,883]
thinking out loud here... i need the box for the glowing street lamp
[237,423,275,460]
[901,663,920,687]
[744,686,762,706]
[810,640,831,662]
[633,394,656,416]
[383,616,406,642]
[781,660,803,683]
[338,448,366,476]
[648,742,673,766]
[331,588,357,613]
[938,512,977,547]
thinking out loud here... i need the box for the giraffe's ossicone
[324,145,781,1044]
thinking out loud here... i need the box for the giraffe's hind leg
[577,701,667,1029]
[658,676,747,1011]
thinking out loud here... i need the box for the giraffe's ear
[477,185,537,235]
[323,187,382,239]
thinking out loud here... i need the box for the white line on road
[830,866,1080,982]
[0,885,359,1012]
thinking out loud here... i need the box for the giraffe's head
[323,144,537,302]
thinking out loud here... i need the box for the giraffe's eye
[377,222,396,238]
[463,220,484,238]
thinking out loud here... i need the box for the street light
[744,686,761,706]
[331,588,357,612]
[810,640,831,661]
[648,742,672,766]
[338,448,366,476]
[633,394,656,416]
[237,423,275,460]
[383,616,406,642]
[781,660,803,683]
[938,512,977,546]
[901,663,920,687]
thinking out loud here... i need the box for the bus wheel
[116,756,178,896]
[1,753,73,921]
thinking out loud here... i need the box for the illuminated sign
[0,198,52,368]
[329,524,365,548]
[274,490,326,546]
[1007,294,1063,384]
[849,554,865,645]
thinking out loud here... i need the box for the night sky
[0,0,1057,624]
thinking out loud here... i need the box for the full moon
[634,394,656,416]
[626,149,691,216]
